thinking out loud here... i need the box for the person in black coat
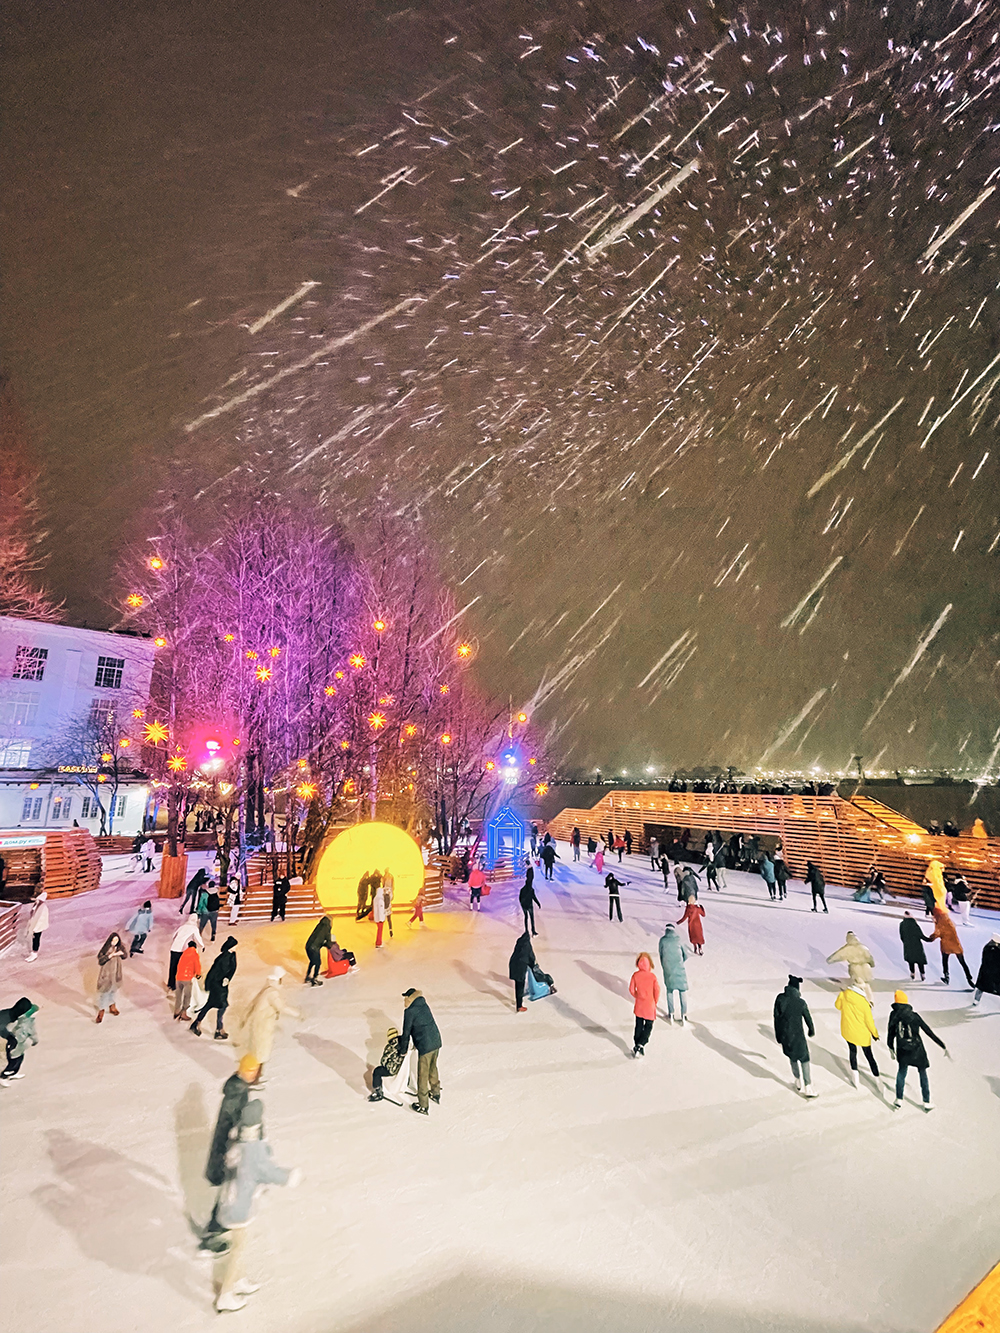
[773,975,818,1096]
[806,862,828,912]
[180,867,208,916]
[190,937,238,1039]
[540,842,559,881]
[398,988,442,1114]
[305,915,333,985]
[887,991,947,1110]
[519,879,541,935]
[606,871,626,922]
[774,858,789,900]
[973,932,1000,1006]
[199,1055,261,1250]
[271,877,289,922]
[899,912,931,981]
[508,931,536,1012]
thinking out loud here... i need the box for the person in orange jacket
[927,907,975,987]
[174,941,202,1021]
[628,953,661,1057]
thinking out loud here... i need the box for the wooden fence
[545,789,1000,912]
[0,830,102,900]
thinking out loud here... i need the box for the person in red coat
[678,896,706,954]
[628,953,661,1057]
[927,907,975,987]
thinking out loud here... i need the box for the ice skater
[774,857,788,901]
[190,936,238,1038]
[648,836,659,871]
[948,874,971,927]
[926,906,975,987]
[629,953,660,1057]
[468,864,485,911]
[180,867,208,915]
[368,1025,403,1101]
[899,912,930,982]
[409,882,426,926]
[94,932,127,1023]
[0,997,38,1080]
[972,932,1000,1007]
[519,876,540,935]
[509,930,537,1012]
[887,990,946,1111]
[678,895,705,954]
[141,835,156,873]
[373,877,389,948]
[759,853,777,900]
[540,840,559,880]
[806,862,828,912]
[835,982,882,1092]
[200,1055,261,1253]
[658,922,689,1024]
[24,891,48,961]
[238,968,301,1082]
[571,827,581,862]
[270,876,289,922]
[827,931,875,1002]
[383,868,395,936]
[168,917,203,991]
[773,975,818,1096]
[173,939,201,1021]
[606,871,627,922]
[304,915,333,985]
[214,1100,300,1313]
[126,900,153,955]
[398,987,442,1115]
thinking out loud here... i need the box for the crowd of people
[4,821,1000,1314]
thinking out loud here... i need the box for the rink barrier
[544,791,1000,911]
[0,901,21,955]
[228,852,445,923]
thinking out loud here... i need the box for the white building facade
[0,616,156,835]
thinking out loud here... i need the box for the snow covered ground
[2,844,998,1333]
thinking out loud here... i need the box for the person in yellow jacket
[835,982,883,1092]
[971,817,988,839]
[923,858,947,911]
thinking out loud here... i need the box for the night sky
[4,0,1000,775]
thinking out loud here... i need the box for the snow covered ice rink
[2,844,998,1333]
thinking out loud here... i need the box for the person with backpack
[887,990,947,1111]
[508,930,537,1012]
[773,975,818,1096]
[125,900,153,956]
[190,937,238,1039]
[899,912,930,982]
[628,953,661,1057]
[806,862,828,912]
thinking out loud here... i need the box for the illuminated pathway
[2,848,997,1333]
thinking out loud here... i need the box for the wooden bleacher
[545,789,1000,911]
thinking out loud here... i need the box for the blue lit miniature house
[485,804,525,871]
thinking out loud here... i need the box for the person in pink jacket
[629,953,661,1058]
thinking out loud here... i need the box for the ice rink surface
[2,844,998,1333]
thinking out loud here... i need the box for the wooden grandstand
[0,829,102,901]
[545,789,1000,912]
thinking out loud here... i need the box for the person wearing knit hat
[214,1095,300,1313]
[190,936,239,1039]
[237,967,302,1082]
[972,932,1000,1007]
[773,975,819,1097]
[887,990,947,1111]
[199,1056,261,1254]
[899,912,931,982]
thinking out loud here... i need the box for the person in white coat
[373,881,388,949]
[237,968,301,1082]
[142,837,156,873]
[382,868,394,939]
[168,918,204,990]
[25,893,49,961]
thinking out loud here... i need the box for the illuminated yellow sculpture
[316,822,425,910]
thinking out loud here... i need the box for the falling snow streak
[15,0,1000,773]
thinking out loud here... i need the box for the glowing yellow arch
[315,822,425,910]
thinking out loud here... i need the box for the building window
[0,739,33,768]
[95,656,125,689]
[115,796,127,818]
[52,796,71,820]
[0,691,39,726]
[21,796,43,820]
[81,796,92,818]
[13,646,48,681]
[89,697,116,730]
